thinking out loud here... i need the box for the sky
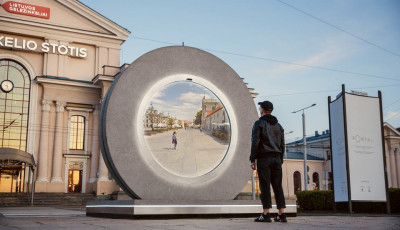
[149,82,216,121]
[80,0,400,142]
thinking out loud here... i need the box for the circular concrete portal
[100,46,258,200]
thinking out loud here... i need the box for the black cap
[258,101,273,111]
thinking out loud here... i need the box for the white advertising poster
[345,93,386,201]
[329,95,348,202]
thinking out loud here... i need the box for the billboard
[329,88,387,204]
[345,94,386,201]
[329,95,348,202]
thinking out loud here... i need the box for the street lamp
[292,103,316,191]
[284,131,293,159]
[284,130,293,200]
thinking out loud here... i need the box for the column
[98,155,109,181]
[389,142,398,188]
[89,105,100,183]
[395,148,400,187]
[84,112,89,154]
[37,99,52,182]
[97,96,109,182]
[51,101,66,183]
[385,141,392,188]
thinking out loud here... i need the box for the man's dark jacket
[249,114,285,163]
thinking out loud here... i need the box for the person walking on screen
[172,131,178,150]
[250,101,287,223]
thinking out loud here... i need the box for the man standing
[250,101,287,223]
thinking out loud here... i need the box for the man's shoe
[254,213,271,222]
[274,213,287,222]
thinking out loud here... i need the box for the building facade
[384,123,400,188]
[204,105,227,130]
[286,130,332,191]
[201,98,220,130]
[144,105,183,130]
[285,123,400,191]
[0,0,130,195]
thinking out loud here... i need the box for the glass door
[0,162,25,193]
[68,169,82,193]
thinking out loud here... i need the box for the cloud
[152,100,200,121]
[253,35,355,76]
[153,90,165,99]
[150,90,166,104]
[148,85,219,121]
[151,98,165,104]
[177,92,206,104]
[384,110,400,121]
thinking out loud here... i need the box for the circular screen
[143,81,230,178]
[100,46,258,200]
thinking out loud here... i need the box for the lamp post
[284,131,293,159]
[292,103,316,191]
[284,130,293,199]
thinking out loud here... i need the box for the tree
[148,110,156,131]
[168,117,174,128]
[194,110,202,125]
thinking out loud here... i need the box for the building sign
[329,88,387,205]
[2,1,50,19]
[0,36,87,58]
[345,93,386,201]
[329,95,348,202]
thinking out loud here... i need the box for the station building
[0,0,130,195]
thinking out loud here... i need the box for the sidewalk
[145,128,228,177]
[1,207,399,230]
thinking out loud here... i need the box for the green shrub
[296,190,333,211]
[296,188,400,213]
[389,188,400,213]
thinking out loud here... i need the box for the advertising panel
[329,95,349,202]
[345,93,387,201]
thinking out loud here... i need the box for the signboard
[0,36,87,58]
[329,95,348,202]
[345,94,386,201]
[2,1,50,19]
[329,86,388,212]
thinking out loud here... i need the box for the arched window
[0,59,31,194]
[0,59,30,151]
[293,171,301,193]
[313,172,320,190]
[69,115,85,150]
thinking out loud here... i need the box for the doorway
[64,159,87,193]
[68,169,82,193]
[0,162,25,193]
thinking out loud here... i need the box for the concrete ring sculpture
[100,46,258,200]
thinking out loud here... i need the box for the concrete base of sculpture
[86,200,297,218]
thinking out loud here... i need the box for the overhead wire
[130,36,400,82]
[383,97,400,110]
[384,109,400,122]
[276,0,400,59]
[257,83,400,98]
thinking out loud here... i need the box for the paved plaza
[0,207,399,230]
[145,128,228,177]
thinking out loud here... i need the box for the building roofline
[35,75,101,89]
[206,106,223,117]
[52,0,130,40]
[286,133,330,146]
[384,122,400,136]
[75,0,131,34]
[286,151,324,161]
